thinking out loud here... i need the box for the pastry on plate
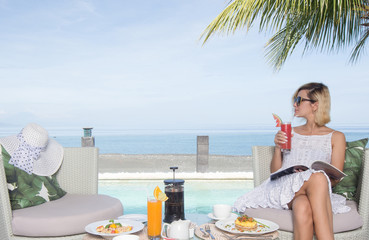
[235,215,257,231]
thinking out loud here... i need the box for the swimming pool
[98,180,253,215]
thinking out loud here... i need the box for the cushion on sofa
[1,145,67,210]
[12,193,124,237]
[332,138,368,201]
[243,200,362,233]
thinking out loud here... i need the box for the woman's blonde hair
[293,82,331,126]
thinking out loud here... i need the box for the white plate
[85,219,144,239]
[207,212,238,221]
[215,217,279,235]
[118,214,147,223]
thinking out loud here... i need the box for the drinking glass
[147,196,162,239]
[281,122,292,151]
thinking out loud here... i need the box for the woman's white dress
[233,132,350,214]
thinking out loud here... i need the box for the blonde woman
[234,82,349,240]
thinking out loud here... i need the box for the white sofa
[0,147,124,240]
[247,146,369,239]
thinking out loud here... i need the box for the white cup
[212,204,232,219]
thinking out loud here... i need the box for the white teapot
[161,219,193,239]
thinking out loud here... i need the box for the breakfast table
[83,213,279,240]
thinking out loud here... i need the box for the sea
[1,126,368,155]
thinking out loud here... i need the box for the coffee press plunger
[163,166,185,223]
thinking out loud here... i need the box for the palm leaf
[350,1,369,62]
[201,0,365,70]
[350,27,369,62]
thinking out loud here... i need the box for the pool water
[98,180,253,215]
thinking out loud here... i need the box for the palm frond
[201,0,365,71]
[350,29,369,62]
[350,1,369,62]
[265,14,307,71]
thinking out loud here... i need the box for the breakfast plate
[85,219,144,239]
[207,212,238,221]
[215,217,279,235]
[118,214,147,223]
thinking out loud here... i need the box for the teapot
[161,219,193,239]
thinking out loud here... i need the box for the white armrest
[252,146,274,187]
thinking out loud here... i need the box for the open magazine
[270,161,347,181]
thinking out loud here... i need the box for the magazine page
[270,165,309,181]
[311,161,347,180]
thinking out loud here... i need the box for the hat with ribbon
[0,123,64,176]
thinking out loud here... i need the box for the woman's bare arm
[330,131,346,186]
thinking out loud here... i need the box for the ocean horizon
[0,126,368,155]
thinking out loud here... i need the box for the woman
[233,82,349,240]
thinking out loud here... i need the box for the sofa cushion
[333,138,368,201]
[1,145,67,210]
[12,193,124,237]
[243,200,362,233]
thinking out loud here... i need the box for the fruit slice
[153,186,161,199]
[157,192,168,201]
[272,113,283,127]
[153,186,168,201]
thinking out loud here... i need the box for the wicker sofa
[249,146,369,239]
[0,147,123,240]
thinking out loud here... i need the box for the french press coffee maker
[163,166,185,223]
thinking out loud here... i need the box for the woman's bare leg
[291,195,313,240]
[289,172,334,240]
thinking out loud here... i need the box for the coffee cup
[212,204,232,219]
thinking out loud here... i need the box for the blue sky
[0,0,368,131]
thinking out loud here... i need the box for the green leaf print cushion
[1,145,67,210]
[332,138,368,201]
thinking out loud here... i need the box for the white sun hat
[0,123,64,176]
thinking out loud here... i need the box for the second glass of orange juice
[147,196,162,239]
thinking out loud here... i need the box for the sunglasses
[294,96,316,106]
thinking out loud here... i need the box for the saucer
[118,214,147,223]
[207,212,237,221]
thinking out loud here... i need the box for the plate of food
[215,215,279,235]
[118,214,147,223]
[85,219,144,239]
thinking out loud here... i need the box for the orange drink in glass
[147,196,162,239]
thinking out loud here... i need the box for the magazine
[270,161,347,181]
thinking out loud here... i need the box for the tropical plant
[201,0,368,71]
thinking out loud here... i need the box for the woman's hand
[274,130,288,149]
[330,178,341,187]
[271,130,289,172]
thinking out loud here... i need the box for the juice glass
[147,196,162,239]
[281,122,292,151]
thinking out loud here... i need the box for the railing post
[197,136,209,172]
[81,127,95,147]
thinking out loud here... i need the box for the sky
[0,0,368,131]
